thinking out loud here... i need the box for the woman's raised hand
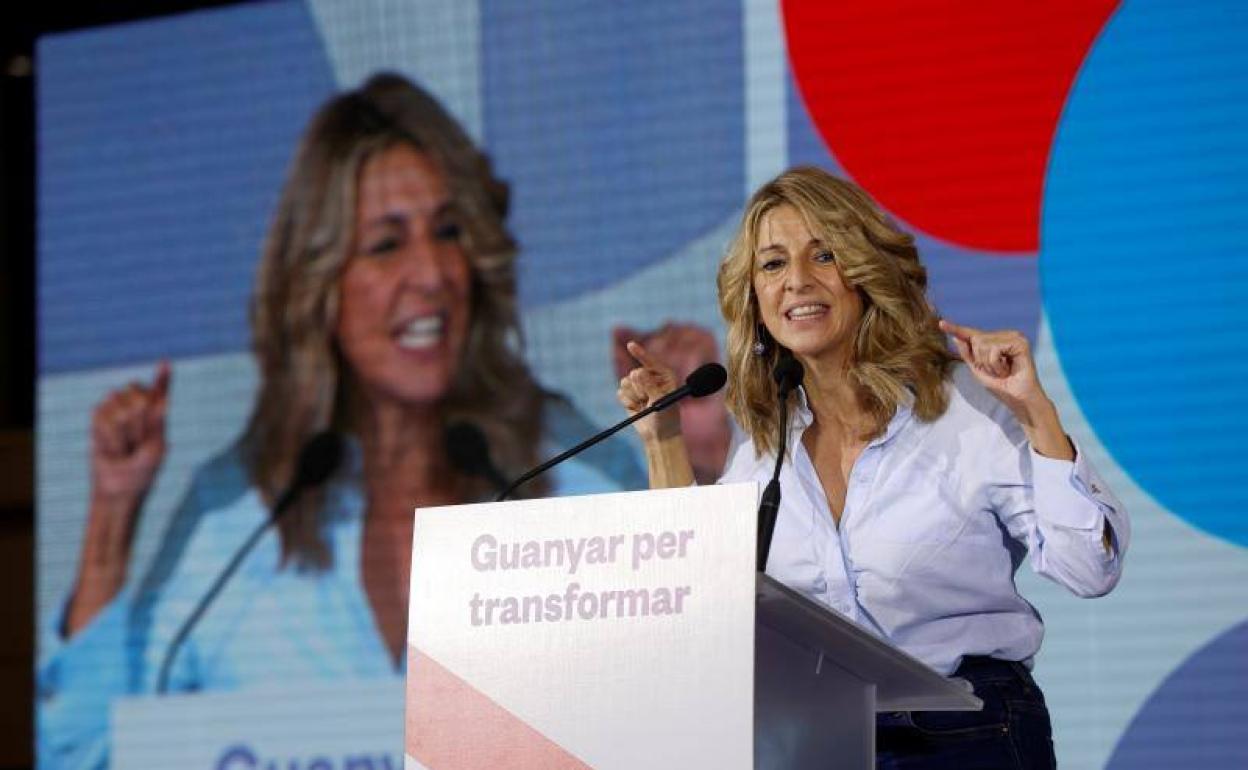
[615,340,684,445]
[939,319,1073,460]
[67,361,172,636]
[615,340,698,488]
[938,320,1047,410]
[91,361,172,505]
[613,324,732,483]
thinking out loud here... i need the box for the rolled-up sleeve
[37,590,133,770]
[995,440,1130,598]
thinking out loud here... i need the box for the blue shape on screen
[1041,1,1248,546]
[481,1,744,307]
[785,72,1041,340]
[1107,618,1248,768]
[38,1,336,374]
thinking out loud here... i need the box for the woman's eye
[814,250,836,264]
[367,236,400,255]
[434,222,462,242]
[759,258,784,272]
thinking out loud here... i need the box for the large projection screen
[36,2,1248,768]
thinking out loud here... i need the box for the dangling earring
[752,324,769,357]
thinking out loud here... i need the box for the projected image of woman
[41,73,641,769]
[618,167,1130,769]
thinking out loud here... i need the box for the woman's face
[336,144,471,409]
[752,203,863,367]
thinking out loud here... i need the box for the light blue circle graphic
[1041,1,1248,546]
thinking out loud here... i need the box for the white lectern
[406,484,979,770]
[108,484,977,768]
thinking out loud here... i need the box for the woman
[41,73,641,769]
[618,167,1128,769]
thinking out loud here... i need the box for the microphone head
[445,421,493,476]
[446,421,509,493]
[294,431,343,489]
[686,362,728,398]
[772,356,804,396]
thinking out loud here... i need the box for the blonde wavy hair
[718,167,956,456]
[244,73,547,569]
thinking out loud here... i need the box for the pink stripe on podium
[406,645,593,769]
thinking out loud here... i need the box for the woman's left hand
[938,320,1046,412]
[939,319,1073,460]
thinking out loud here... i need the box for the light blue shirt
[720,366,1129,676]
[37,398,644,770]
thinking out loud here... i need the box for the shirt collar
[790,385,914,448]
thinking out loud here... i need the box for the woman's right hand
[616,340,683,444]
[615,341,697,489]
[613,324,732,484]
[67,362,171,636]
[90,362,172,504]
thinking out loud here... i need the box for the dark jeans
[875,656,1057,770]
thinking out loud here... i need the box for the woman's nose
[397,232,447,290]
[785,256,812,291]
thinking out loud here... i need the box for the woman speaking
[41,73,642,770]
[618,167,1129,769]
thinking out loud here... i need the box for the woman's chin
[362,368,456,412]
[779,338,851,367]
[775,333,827,356]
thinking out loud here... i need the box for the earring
[752,324,768,357]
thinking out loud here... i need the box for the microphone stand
[156,433,341,693]
[155,500,290,693]
[757,356,802,572]
[756,393,789,572]
[496,407,653,502]
[495,363,726,502]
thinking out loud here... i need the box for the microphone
[757,356,803,572]
[648,362,728,411]
[445,421,508,494]
[495,362,727,501]
[773,356,804,400]
[156,431,343,694]
[272,431,344,510]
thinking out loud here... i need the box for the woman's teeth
[397,315,444,350]
[786,304,827,320]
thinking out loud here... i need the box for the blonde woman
[43,73,641,769]
[618,167,1129,769]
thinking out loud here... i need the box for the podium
[108,484,975,769]
[407,483,980,769]
[753,573,980,767]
